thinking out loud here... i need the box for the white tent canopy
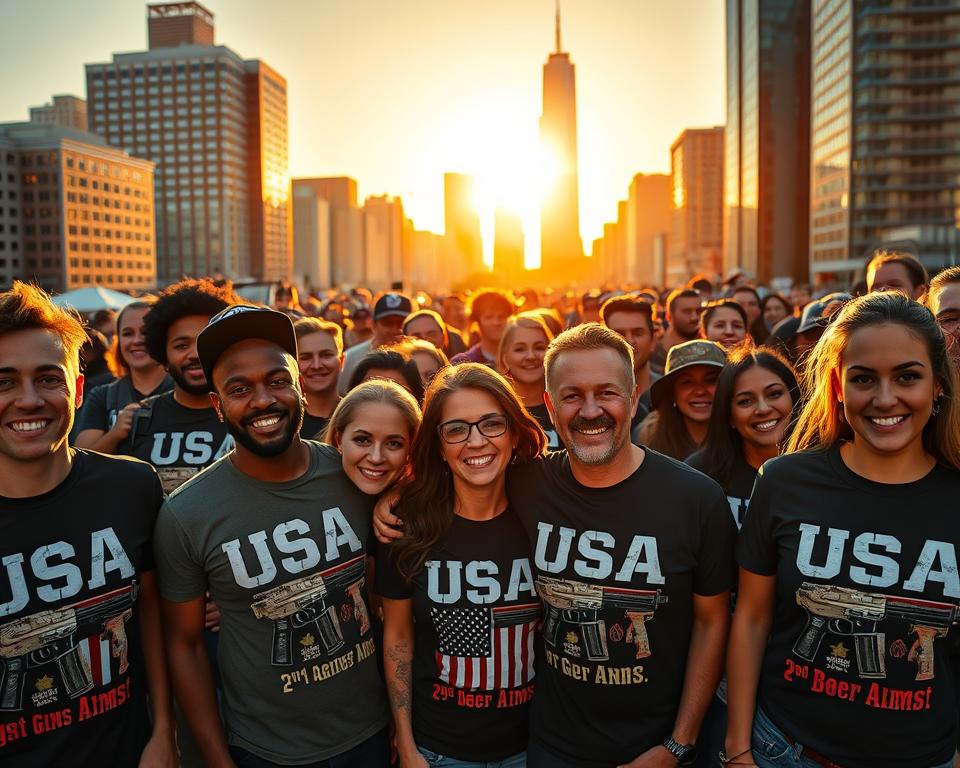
[51,286,136,314]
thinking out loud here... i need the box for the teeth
[754,420,779,431]
[359,467,387,478]
[465,456,494,467]
[870,416,906,427]
[10,420,50,433]
[252,415,281,428]
[579,427,608,435]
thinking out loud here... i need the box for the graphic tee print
[0,451,161,767]
[506,450,735,768]
[376,509,538,762]
[686,451,757,529]
[738,446,960,768]
[122,391,233,493]
[154,441,388,764]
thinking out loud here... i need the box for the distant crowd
[1,247,959,768]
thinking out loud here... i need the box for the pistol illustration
[536,576,667,662]
[794,582,960,680]
[0,583,139,711]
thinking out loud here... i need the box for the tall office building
[86,2,291,283]
[725,0,810,284]
[293,177,364,287]
[292,185,330,291]
[625,173,671,286]
[0,122,155,293]
[810,0,960,284]
[405,221,447,294]
[493,208,525,288]
[669,127,725,284]
[444,172,483,283]
[29,95,88,132]
[363,194,405,290]
[539,2,583,281]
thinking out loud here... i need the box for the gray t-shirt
[153,440,388,763]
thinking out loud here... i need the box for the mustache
[243,406,287,426]
[568,414,616,432]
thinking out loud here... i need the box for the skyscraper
[0,122,155,293]
[29,95,88,132]
[292,177,364,287]
[810,0,960,284]
[539,2,583,282]
[493,208,525,288]
[363,194,405,290]
[444,172,483,284]
[625,173,671,285]
[669,128,725,284]
[85,2,291,283]
[724,0,810,284]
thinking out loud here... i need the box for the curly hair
[143,279,239,365]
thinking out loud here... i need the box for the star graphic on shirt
[300,633,315,647]
[829,641,849,659]
[35,675,55,691]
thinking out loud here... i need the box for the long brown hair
[787,291,960,469]
[105,297,158,377]
[392,363,547,581]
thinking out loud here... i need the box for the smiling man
[122,279,239,494]
[293,317,343,439]
[511,323,735,768]
[0,283,174,767]
[154,305,389,767]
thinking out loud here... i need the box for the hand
[372,490,403,544]
[618,745,680,768]
[397,746,429,768]
[138,728,178,768]
[110,402,142,440]
[204,594,221,632]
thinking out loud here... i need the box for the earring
[932,397,942,417]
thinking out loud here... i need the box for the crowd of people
[1,248,959,768]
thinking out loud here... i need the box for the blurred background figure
[294,317,344,439]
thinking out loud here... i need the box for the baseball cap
[197,304,298,385]
[650,340,727,409]
[796,292,852,334]
[373,292,413,321]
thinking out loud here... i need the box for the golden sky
[1,0,725,264]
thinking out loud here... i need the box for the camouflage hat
[650,339,727,408]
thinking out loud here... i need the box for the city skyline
[0,0,725,267]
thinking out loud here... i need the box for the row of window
[68,242,151,255]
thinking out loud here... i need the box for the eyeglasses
[437,414,509,444]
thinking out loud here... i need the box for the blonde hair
[322,378,421,447]
[496,312,554,377]
[0,282,87,374]
[787,292,960,469]
[294,316,344,356]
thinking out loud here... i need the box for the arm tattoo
[387,639,412,712]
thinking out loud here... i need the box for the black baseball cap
[373,292,414,321]
[197,305,298,385]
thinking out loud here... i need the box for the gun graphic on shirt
[536,576,668,662]
[251,555,369,666]
[794,582,960,680]
[0,583,138,711]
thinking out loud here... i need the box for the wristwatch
[662,736,698,766]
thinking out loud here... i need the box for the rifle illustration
[536,576,667,662]
[794,582,960,680]
[0,582,139,711]
[251,555,369,666]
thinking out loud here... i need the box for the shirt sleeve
[75,381,111,433]
[693,486,738,596]
[138,468,165,573]
[736,464,779,576]
[373,538,414,600]
[153,499,208,602]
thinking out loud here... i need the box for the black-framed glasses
[437,414,509,444]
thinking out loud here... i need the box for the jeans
[229,727,390,767]
[417,746,526,768]
[751,707,954,768]
[525,740,585,768]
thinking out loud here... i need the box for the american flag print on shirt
[79,634,111,687]
[431,603,540,691]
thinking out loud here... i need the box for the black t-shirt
[527,403,563,451]
[686,451,757,530]
[507,450,736,767]
[300,413,329,441]
[631,389,653,435]
[738,445,960,768]
[0,450,162,767]
[75,375,174,435]
[375,509,538,761]
[120,391,234,494]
